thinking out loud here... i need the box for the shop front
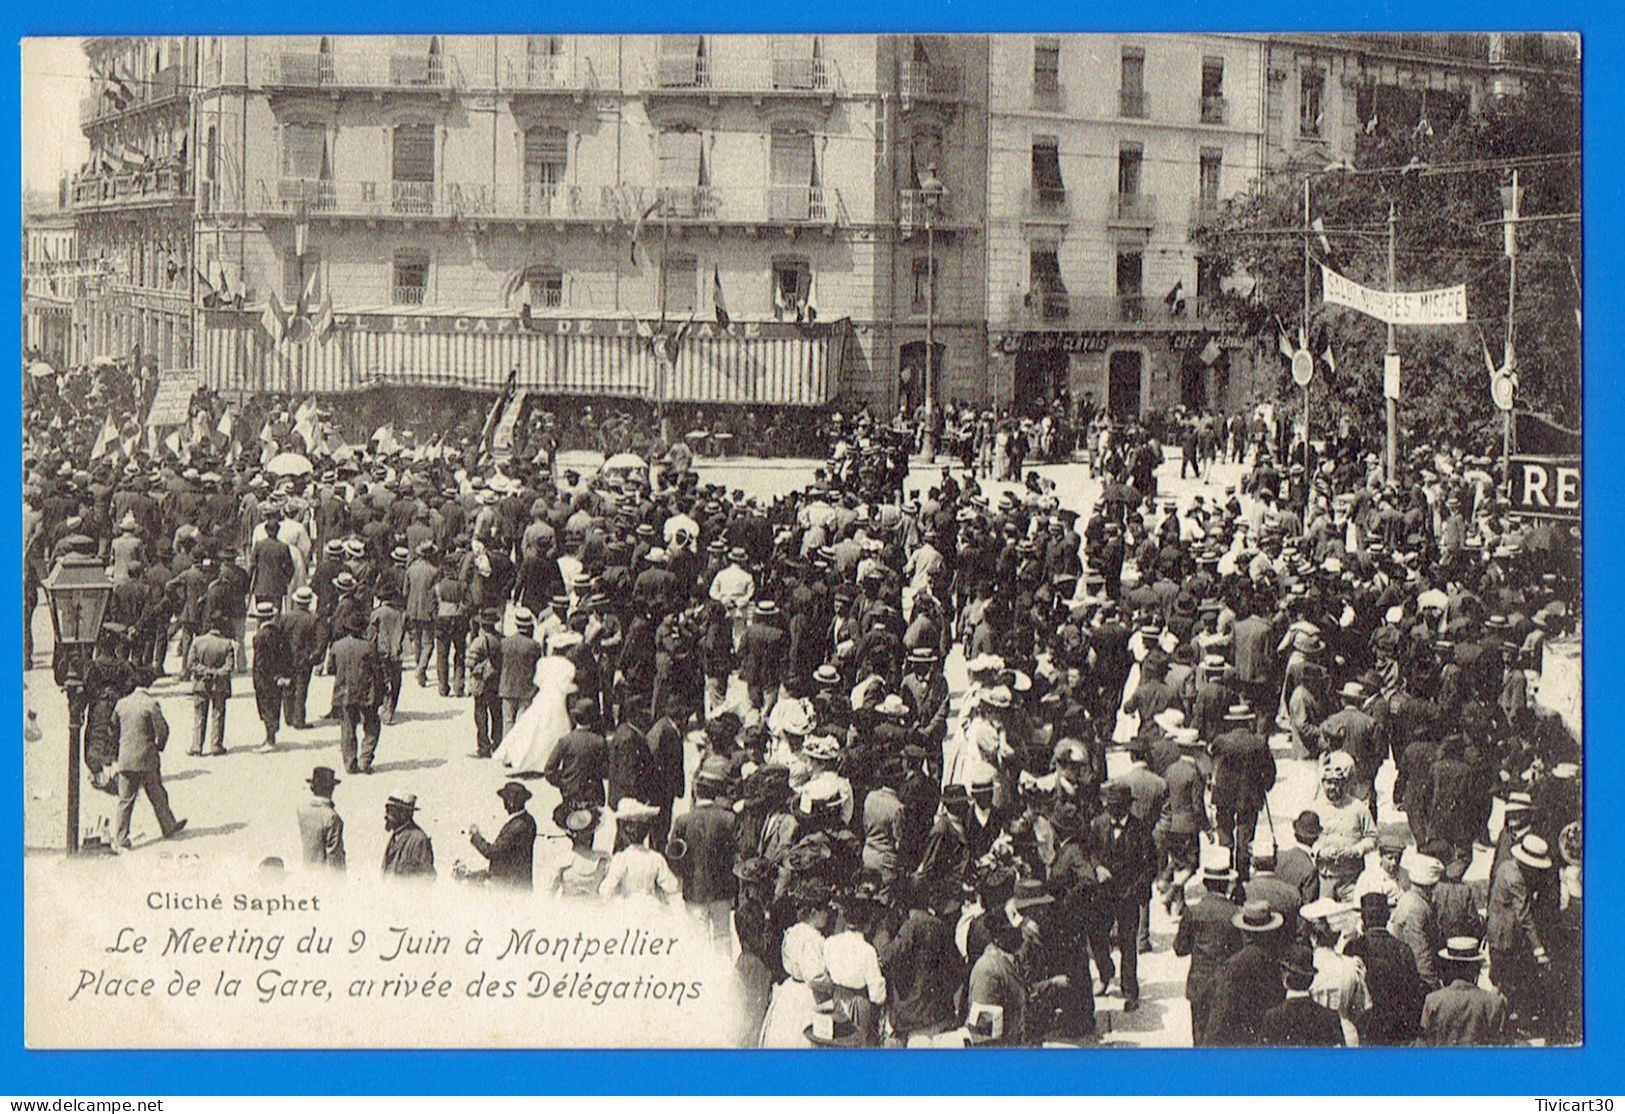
[197,307,851,406]
[992,326,1251,419]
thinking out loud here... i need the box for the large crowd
[23,354,1583,1048]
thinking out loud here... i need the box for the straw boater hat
[1232,899,1284,934]
[1437,936,1488,965]
[1512,833,1554,870]
[385,793,419,814]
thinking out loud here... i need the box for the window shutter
[658,129,702,185]
[392,125,435,182]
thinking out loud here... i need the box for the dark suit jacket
[1261,994,1346,1046]
[282,608,322,667]
[545,729,608,805]
[1173,891,1241,1001]
[671,801,738,904]
[1164,757,1209,834]
[250,535,296,599]
[329,634,380,708]
[472,810,537,889]
[1211,728,1276,811]
[1207,942,1285,1046]
[1089,811,1157,896]
[498,633,543,699]
[1276,846,1319,907]
[252,621,294,684]
[1345,927,1424,1045]
[737,621,785,689]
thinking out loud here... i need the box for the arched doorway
[899,340,944,416]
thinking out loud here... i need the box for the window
[1198,147,1222,211]
[1201,56,1225,123]
[1034,39,1060,98]
[523,125,568,212]
[1120,46,1146,117]
[283,251,321,305]
[658,34,706,87]
[391,35,442,85]
[1300,68,1325,137]
[661,256,697,315]
[1029,244,1067,319]
[522,265,563,309]
[657,128,708,217]
[392,124,435,213]
[526,36,564,84]
[770,130,818,221]
[1031,138,1065,208]
[280,123,330,207]
[911,256,936,313]
[771,35,822,89]
[1117,142,1143,196]
[1116,248,1144,320]
[393,250,429,305]
[773,257,811,318]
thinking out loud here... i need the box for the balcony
[898,188,949,231]
[1200,94,1228,125]
[70,163,192,211]
[1032,293,1219,326]
[257,49,460,95]
[392,285,427,306]
[900,61,961,104]
[232,178,846,229]
[642,56,842,100]
[80,64,187,126]
[1023,186,1070,222]
[1119,87,1149,119]
[1108,192,1158,228]
[1028,286,1071,321]
[502,55,597,97]
[1189,196,1224,224]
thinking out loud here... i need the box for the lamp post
[919,162,946,462]
[42,553,113,855]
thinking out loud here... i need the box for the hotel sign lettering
[325,313,834,340]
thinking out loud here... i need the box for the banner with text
[1321,265,1468,326]
[144,369,204,429]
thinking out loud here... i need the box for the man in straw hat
[1206,899,1287,1045]
[469,781,538,890]
[1422,937,1507,1045]
[296,766,346,870]
[381,794,435,880]
[669,769,738,945]
[1487,831,1556,1034]
[1210,701,1276,882]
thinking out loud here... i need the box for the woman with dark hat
[544,802,608,898]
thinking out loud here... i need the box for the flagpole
[1385,202,1399,484]
[1302,175,1312,501]
[657,201,670,446]
[1502,168,1520,493]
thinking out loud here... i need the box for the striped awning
[199,309,847,405]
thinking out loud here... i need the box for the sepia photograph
[20,31,1582,1051]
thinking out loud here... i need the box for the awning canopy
[199,308,847,406]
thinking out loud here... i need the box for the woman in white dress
[492,631,581,774]
[757,899,830,1048]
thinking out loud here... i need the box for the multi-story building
[62,32,1574,418]
[23,209,80,369]
[187,33,987,411]
[71,36,197,370]
[983,33,1267,419]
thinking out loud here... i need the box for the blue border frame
[5,0,1617,1094]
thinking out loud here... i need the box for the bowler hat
[307,767,341,794]
[497,781,532,805]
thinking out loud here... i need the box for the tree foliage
[1192,78,1580,450]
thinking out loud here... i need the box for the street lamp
[919,161,946,462]
[42,553,113,855]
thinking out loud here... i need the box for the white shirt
[823,931,887,1004]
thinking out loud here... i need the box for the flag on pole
[712,266,731,330]
[1364,112,1379,135]
[1276,318,1294,359]
[1199,335,1223,366]
[261,290,289,343]
[1321,342,1337,374]
[91,415,119,461]
[1311,216,1333,257]
[373,424,400,456]
[216,407,235,440]
[196,267,218,308]
[629,198,663,266]
[312,288,335,342]
[1479,328,1499,378]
